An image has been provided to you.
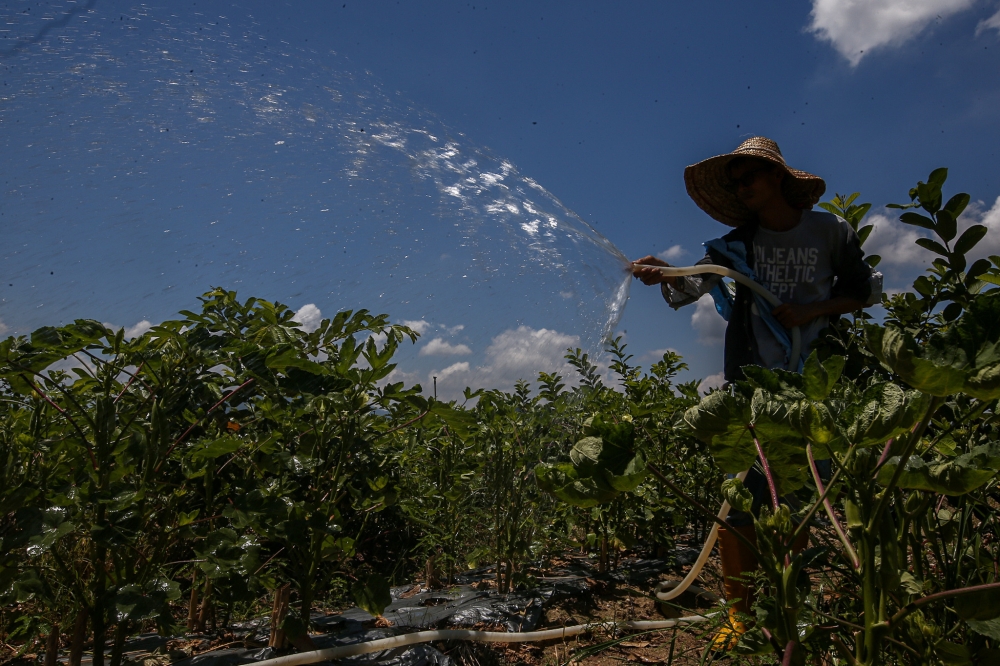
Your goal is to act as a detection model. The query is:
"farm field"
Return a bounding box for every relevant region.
[3,177,1000,666]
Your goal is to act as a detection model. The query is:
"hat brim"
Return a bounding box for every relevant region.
[684,152,826,227]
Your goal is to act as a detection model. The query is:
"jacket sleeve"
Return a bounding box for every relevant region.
[660,253,725,309]
[831,219,881,304]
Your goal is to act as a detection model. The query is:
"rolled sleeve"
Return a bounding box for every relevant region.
[660,254,724,309]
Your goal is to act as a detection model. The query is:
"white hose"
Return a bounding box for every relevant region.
[250,615,717,666]
[655,470,748,602]
[633,264,802,365]
[634,263,800,602]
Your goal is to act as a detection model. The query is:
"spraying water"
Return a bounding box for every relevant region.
[1,1,633,396]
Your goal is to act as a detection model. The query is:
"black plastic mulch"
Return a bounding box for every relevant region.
[165,555,682,666]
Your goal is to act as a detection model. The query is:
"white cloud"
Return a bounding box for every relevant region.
[438,361,471,379]
[419,337,473,356]
[864,212,927,268]
[809,0,976,66]
[0,319,8,336]
[124,320,153,338]
[973,195,1000,256]
[430,326,580,398]
[691,295,726,346]
[698,372,726,394]
[976,7,1000,34]
[864,198,1000,281]
[401,319,431,335]
[292,303,322,333]
[658,245,687,262]
[644,347,679,361]
[439,323,465,335]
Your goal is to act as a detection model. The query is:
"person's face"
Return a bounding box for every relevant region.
[728,160,785,212]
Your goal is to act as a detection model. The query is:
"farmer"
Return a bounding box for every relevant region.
[632,137,881,643]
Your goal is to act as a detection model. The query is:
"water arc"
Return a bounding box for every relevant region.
[1,1,633,396]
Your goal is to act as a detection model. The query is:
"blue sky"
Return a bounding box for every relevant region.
[3,0,1000,396]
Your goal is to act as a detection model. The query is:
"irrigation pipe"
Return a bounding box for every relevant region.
[251,615,717,666]
[248,265,797,666]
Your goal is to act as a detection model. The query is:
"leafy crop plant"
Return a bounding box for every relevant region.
[538,170,1000,665]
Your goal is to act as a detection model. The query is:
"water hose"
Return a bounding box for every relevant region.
[634,264,801,365]
[654,470,748,602]
[634,263,801,602]
[251,616,716,666]
[247,264,798,666]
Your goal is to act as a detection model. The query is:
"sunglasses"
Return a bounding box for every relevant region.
[725,167,772,193]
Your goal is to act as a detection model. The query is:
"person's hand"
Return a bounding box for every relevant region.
[631,255,675,287]
[771,302,823,329]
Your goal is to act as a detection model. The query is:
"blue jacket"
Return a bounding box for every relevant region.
[671,220,875,381]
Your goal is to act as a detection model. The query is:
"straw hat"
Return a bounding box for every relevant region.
[683,137,826,227]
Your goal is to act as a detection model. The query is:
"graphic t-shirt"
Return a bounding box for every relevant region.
[750,210,856,368]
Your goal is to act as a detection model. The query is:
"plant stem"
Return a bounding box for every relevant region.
[747,424,779,510]
[781,640,796,666]
[867,395,943,538]
[806,444,860,569]
[888,581,1000,627]
[155,377,255,471]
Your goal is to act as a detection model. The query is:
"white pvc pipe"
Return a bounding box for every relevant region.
[633,264,801,366]
[251,615,717,666]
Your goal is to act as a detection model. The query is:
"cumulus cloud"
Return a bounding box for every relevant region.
[698,372,726,394]
[865,197,1000,282]
[644,347,679,361]
[292,303,323,333]
[124,320,153,338]
[864,212,927,268]
[691,295,726,346]
[973,195,1000,256]
[0,319,8,336]
[658,245,687,262]
[809,0,976,66]
[419,337,473,356]
[430,326,580,398]
[976,7,1000,34]
[401,319,431,335]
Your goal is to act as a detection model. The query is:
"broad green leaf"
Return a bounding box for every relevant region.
[858,224,874,245]
[928,167,948,187]
[966,618,1000,641]
[899,212,936,231]
[936,210,957,242]
[955,586,1000,621]
[790,401,840,454]
[802,352,844,401]
[955,224,988,255]
[934,640,972,666]
[115,579,181,622]
[684,390,756,474]
[351,573,392,617]
[188,436,243,461]
[866,325,967,396]
[838,382,929,449]
[943,192,971,217]
[877,455,997,495]
[915,238,949,257]
[606,454,647,492]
